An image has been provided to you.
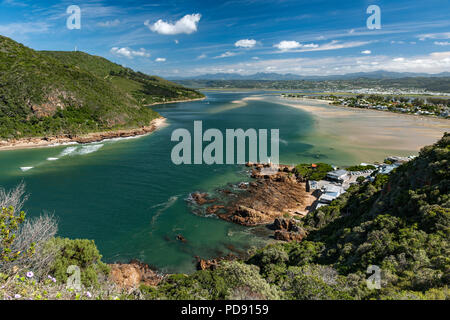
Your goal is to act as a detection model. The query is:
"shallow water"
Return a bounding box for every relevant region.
[0,91,447,273]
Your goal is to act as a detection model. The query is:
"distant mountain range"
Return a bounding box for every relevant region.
[171,70,450,81]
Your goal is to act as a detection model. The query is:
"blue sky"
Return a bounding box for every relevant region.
[1,0,449,77]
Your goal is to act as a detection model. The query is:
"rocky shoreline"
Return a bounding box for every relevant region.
[188,162,317,242]
[110,162,315,291]
[0,117,167,151]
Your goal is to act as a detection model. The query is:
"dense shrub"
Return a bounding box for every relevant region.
[45,238,110,288]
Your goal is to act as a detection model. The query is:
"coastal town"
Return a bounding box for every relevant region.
[281,93,450,118]
[306,155,415,210]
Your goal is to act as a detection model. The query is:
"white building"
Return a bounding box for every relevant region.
[326,169,349,183]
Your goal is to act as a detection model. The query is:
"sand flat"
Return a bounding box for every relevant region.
[272,96,450,162]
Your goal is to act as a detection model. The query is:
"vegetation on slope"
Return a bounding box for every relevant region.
[143,133,449,300]
[1,134,448,300]
[0,36,203,139]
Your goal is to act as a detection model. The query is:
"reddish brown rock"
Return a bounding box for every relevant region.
[109,260,163,290]
[206,205,225,215]
[196,258,219,271]
[191,192,216,205]
[272,218,300,232]
[274,230,306,242]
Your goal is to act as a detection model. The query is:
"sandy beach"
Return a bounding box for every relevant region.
[0,117,168,152]
[274,96,449,157]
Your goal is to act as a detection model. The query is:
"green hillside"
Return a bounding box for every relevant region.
[143,133,449,300]
[0,36,203,139]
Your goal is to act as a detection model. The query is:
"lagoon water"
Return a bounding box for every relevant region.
[0,91,447,273]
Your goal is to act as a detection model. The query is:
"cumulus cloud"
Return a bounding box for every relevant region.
[361,50,371,54]
[235,39,257,48]
[155,57,166,62]
[145,13,201,35]
[274,40,302,51]
[110,47,150,58]
[97,19,120,27]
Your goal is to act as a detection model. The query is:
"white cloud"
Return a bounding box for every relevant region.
[361,50,371,54]
[274,40,366,53]
[214,51,237,59]
[2,0,28,6]
[418,32,450,41]
[97,19,120,27]
[155,58,166,62]
[175,39,179,44]
[145,14,201,35]
[252,57,259,60]
[188,51,450,77]
[235,39,257,48]
[274,40,302,51]
[434,41,450,46]
[110,47,150,59]
[197,54,207,59]
[0,22,49,36]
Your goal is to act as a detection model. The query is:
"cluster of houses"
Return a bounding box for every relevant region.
[332,97,449,118]
[309,156,416,210]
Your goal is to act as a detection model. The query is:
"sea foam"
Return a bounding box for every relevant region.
[76,144,103,155]
[59,146,78,157]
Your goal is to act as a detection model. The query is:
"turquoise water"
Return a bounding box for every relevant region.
[0,91,367,273]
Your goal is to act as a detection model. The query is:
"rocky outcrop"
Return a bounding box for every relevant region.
[190,192,217,205]
[196,258,220,271]
[206,205,225,215]
[195,254,236,271]
[109,260,163,290]
[220,165,313,226]
[271,218,307,242]
[226,205,282,226]
[274,230,306,242]
[176,234,187,243]
[187,163,318,228]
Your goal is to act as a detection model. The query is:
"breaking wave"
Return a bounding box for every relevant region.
[76,144,103,155]
[59,146,78,157]
[57,144,104,157]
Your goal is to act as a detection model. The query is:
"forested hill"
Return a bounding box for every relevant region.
[143,133,449,300]
[0,35,204,139]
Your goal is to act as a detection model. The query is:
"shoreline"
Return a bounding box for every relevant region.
[282,96,450,120]
[0,96,206,152]
[147,96,206,106]
[0,117,168,152]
